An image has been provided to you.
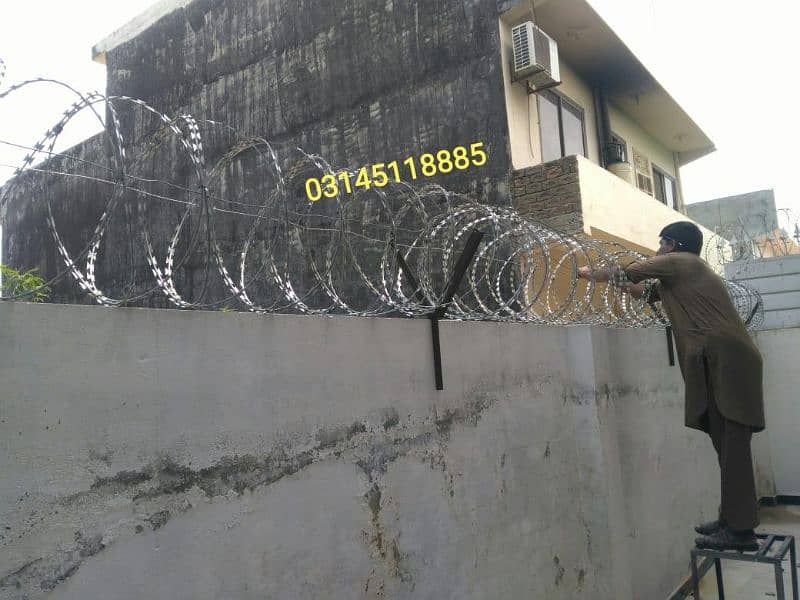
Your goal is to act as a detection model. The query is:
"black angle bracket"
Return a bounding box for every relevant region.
[666,325,675,367]
[395,229,485,391]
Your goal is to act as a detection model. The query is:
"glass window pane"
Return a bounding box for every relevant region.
[653,171,666,203]
[538,92,561,163]
[664,176,676,209]
[561,100,585,157]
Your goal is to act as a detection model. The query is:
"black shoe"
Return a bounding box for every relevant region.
[694,518,726,535]
[695,527,759,552]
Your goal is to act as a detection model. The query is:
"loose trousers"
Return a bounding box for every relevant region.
[707,392,760,531]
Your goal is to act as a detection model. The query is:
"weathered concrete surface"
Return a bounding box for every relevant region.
[0,302,719,599]
[687,189,778,240]
[726,255,800,330]
[753,326,800,497]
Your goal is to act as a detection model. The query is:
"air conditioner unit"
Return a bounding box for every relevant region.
[511,22,561,90]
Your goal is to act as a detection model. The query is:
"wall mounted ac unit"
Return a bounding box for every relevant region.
[511,22,561,90]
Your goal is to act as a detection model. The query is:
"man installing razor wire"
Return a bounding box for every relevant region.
[577,221,765,552]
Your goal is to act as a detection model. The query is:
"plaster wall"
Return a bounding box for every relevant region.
[687,190,778,238]
[607,102,680,203]
[726,255,800,330]
[753,326,800,497]
[0,302,719,599]
[578,155,724,267]
[499,18,600,171]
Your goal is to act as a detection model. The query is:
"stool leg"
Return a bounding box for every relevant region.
[790,539,798,600]
[776,563,786,600]
[715,558,725,600]
[691,554,700,600]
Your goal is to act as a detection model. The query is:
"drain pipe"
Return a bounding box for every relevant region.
[593,85,612,167]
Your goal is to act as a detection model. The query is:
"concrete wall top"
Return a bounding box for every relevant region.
[92,0,193,63]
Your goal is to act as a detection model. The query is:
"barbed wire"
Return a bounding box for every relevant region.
[0,71,763,328]
[703,209,800,273]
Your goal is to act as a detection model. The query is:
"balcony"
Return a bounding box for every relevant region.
[511,154,728,269]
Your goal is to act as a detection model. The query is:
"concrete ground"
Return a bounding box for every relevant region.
[691,504,800,599]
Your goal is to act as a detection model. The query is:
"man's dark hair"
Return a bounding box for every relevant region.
[659,221,703,255]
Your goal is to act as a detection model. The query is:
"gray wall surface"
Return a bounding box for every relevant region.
[726,254,800,330]
[0,302,720,599]
[753,326,800,497]
[687,189,777,238]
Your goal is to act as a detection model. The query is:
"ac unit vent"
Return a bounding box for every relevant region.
[637,173,654,196]
[632,148,654,196]
[511,22,561,91]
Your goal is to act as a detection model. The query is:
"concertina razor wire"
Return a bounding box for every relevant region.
[0,69,763,329]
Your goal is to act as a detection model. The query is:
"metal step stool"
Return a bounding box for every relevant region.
[690,533,798,599]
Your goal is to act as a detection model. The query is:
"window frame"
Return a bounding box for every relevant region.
[652,164,677,209]
[609,131,628,164]
[537,89,587,161]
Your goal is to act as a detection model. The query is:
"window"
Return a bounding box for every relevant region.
[653,166,677,209]
[609,132,627,163]
[538,90,586,162]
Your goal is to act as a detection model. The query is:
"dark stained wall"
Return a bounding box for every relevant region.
[3,0,516,306]
[106,0,510,197]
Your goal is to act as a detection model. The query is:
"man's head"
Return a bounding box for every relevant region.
[658,221,703,255]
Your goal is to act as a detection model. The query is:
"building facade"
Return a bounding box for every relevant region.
[2,0,721,305]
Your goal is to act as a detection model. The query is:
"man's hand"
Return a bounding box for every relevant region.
[577,266,613,282]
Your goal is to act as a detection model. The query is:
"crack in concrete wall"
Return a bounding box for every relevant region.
[1,389,497,599]
[0,532,104,598]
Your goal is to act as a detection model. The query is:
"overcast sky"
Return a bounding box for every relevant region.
[1,0,798,225]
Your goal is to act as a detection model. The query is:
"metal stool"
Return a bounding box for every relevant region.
[690,533,798,599]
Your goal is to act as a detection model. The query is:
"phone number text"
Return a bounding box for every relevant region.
[304,142,488,202]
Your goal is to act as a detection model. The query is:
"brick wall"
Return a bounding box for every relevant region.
[510,156,584,234]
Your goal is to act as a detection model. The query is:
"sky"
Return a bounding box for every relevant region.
[1,0,799,225]
[590,0,800,226]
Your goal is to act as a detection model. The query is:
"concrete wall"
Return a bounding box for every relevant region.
[725,254,800,330]
[753,326,800,497]
[687,190,778,238]
[0,302,719,599]
[607,103,678,181]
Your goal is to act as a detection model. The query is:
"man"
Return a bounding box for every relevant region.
[577,221,765,552]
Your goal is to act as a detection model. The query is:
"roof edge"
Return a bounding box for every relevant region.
[92,0,194,64]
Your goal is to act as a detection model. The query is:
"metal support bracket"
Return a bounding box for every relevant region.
[395,229,485,391]
[666,325,675,367]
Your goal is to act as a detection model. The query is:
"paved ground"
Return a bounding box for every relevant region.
[691,504,800,599]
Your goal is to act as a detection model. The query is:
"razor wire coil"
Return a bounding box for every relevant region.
[0,74,764,329]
